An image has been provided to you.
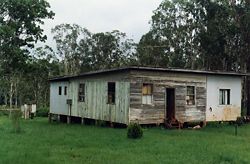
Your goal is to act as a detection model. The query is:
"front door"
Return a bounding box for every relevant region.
[166,88,175,120]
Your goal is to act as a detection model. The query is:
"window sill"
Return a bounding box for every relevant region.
[218,104,231,106]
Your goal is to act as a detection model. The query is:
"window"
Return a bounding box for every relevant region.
[78,83,85,102]
[142,83,153,104]
[64,86,67,95]
[108,82,116,104]
[58,86,62,95]
[186,86,195,105]
[219,89,230,105]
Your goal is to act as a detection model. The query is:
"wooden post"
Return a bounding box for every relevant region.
[110,121,114,128]
[57,114,60,122]
[81,118,85,125]
[48,113,52,123]
[235,124,238,136]
[202,121,207,127]
[67,116,71,124]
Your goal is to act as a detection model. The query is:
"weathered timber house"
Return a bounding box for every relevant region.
[49,67,244,126]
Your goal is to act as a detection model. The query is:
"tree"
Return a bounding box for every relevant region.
[150,0,205,69]
[136,30,186,68]
[148,0,250,72]
[136,31,169,67]
[0,0,54,107]
[52,24,92,75]
[23,46,60,107]
[52,24,135,74]
[89,30,135,70]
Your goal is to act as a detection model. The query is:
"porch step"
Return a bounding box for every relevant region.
[164,119,182,129]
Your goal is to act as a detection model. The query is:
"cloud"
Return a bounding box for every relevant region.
[40,0,162,48]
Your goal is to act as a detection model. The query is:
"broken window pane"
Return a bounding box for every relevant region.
[142,84,153,104]
[186,86,195,105]
[78,83,85,102]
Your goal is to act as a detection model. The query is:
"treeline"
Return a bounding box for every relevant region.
[0,0,250,110]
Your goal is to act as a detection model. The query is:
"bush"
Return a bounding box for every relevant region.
[127,123,143,139]
[36,107,49,117]
[10,109,22,133]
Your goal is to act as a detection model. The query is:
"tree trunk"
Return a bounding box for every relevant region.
[10,81,13,108]
[15,81,18,108]
[239,39,250,115]
[4,94,8,106]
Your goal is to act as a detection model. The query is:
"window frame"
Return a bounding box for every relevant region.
[186,86,195,106]
[107,82,116,104]
[142,83,153,105]
[219,89,230,105]
[78,83,85,102]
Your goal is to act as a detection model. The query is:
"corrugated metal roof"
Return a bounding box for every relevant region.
[49,66,246,82]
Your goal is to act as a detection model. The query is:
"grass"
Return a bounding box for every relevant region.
[0,116,250,164]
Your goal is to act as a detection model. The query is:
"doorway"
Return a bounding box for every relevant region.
[166,88,175,120]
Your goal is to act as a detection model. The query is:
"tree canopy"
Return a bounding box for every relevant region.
[0,0,54,107]
[52,24,135,75]
[138,0,250,73]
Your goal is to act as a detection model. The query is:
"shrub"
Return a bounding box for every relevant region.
[127,123,143,139]
[36,107,49,117]
[10,109,22,133]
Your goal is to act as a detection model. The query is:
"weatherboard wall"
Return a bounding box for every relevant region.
[64,73,130,124]
[67,80,129,124]
[129,70,207,124]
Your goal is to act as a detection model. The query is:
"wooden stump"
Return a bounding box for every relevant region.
[67,116,71,124]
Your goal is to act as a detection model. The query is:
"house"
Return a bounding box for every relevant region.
[49,67,244,127]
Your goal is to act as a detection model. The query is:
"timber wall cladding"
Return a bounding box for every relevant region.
[68,72,130,124]
[129,70,207,124]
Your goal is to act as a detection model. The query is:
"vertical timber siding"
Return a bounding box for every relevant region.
[68,78,130,124]
[129,71,207,124]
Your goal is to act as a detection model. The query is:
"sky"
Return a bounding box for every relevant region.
[41,0,162,47]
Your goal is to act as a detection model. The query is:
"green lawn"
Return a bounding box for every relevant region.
[0,116,250,164]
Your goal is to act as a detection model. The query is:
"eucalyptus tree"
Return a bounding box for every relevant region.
[52,24,135,74]
[136,31,171,67]
[150,0,206,69]
[52,24,92,75]
[148,0,250,72]
[89,30,135,70]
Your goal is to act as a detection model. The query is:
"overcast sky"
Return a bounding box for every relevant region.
[41,0,162,47]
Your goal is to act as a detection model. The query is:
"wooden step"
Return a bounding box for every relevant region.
[164,119,183,129]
